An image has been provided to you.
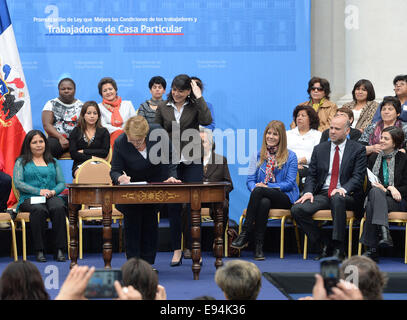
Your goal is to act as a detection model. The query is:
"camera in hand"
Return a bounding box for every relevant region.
[320,257,340,295]
[84,269,122,299]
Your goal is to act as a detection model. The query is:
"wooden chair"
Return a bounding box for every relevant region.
[12,181,70,261]
[0,212,18,261]
[73,158,123,259]
[238,208,301,258]
[358,211,407,263]
[303,210,355,259]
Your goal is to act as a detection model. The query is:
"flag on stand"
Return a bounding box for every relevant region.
[0,0,32,207]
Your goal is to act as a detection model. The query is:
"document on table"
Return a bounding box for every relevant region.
[120,181,148,185]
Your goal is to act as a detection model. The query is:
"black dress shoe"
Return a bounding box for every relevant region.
[254,241,265,261]
[55,249,66,262]
[378,226,393,248]
[331,248,345,261]
[231,231,249,250]
[363,247,380,263]
[36,251,47,263]
[313,244,330,261]
[183,248,192,259]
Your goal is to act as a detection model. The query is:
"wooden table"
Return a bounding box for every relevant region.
[67,182,229,280]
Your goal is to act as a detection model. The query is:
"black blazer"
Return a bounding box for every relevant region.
[110,124,177,184]
[155,97,212,161]
[304,140,367,197]
[204,152,234,197]
[367,151,407,200]
[69,126,110,176]
[320,127,362,143]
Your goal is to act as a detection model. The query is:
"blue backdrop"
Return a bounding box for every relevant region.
[8,0,310,224]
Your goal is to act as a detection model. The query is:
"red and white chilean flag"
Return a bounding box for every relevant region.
[0,0,32,206]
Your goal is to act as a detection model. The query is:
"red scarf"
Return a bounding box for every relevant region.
[103,96,123,128]
[264,146,278,184]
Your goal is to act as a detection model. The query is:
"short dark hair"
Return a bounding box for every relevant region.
[380,96,402,115]
[167,74,194,102]
[148,76,166,90]
[98,77,118,96]
[58,78,76,90]
[393,74,407,86]
[352,79,376,101]
[340,256,387,300]
[121,258,158,300]
[307,77,331,100]
[19,130,54,166]
[382,126,405,149]
[292,105,320,130]
[336,106,355,123]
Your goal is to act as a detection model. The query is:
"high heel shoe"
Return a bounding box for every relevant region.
[170,253,183,267]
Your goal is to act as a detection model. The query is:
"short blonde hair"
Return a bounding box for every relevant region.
[124,116,149,139]
[215,260,262,300]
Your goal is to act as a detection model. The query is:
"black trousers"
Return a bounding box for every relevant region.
[0,171,11,212]
[360,187,406,247]
[168,162,203,251]
[243,187,292,242]
[48,136,68,159]
[116,204,158,265]
[291,190,356,249]
[20,196,67,252]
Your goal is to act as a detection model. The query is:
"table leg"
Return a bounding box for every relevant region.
[190,188,201,280]
[213,202,224,269]
[69,203,80,269]
[102,192,113,269]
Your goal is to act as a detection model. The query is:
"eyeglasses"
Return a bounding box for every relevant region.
[311,86,324,92]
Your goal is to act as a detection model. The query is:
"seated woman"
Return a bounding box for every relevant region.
[291,77,337,132]
[69,101,110,177]
[110,116,180,267]
[42,78,83,158]
[231,120,299,260]
[360,126,407,263]
[286,105,321,191]
[342,79,379,132]
[359,96,407,155]
[13,130,67,263]
[98,77,137,147]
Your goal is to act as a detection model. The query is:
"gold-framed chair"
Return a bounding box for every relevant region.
[302,210,355,260]
[237,173,302,258]
[238,208,302,258]
[12,181,70,261]
[73,158,123,259]
[358,211,407,263]
[0,212,18,261]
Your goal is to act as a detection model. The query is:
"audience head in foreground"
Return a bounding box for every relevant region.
[300,255,387,300]
[0,261,49,300]
[215,259,262,300]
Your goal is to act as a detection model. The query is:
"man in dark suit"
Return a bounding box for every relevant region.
[320,106,362,143]
[291,115,367,260]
